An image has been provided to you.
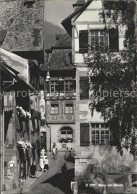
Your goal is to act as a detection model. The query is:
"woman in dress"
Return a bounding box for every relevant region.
[43,155,49,173]
[39,156,44,171]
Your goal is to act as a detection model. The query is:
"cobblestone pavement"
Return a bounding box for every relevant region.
[22,152,74,194]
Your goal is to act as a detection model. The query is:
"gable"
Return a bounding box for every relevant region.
[73,0,103,23]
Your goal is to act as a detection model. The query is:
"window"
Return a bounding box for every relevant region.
[50,81,58,93]
[79,28,119,53]
[24,0,34,8]
[91,123,110,145]
[65,81,75,92]
[90,30,108,51]
[51,104,59,114]
[60,127,73,142]
[80,123,90,146]
[65,104,73,114]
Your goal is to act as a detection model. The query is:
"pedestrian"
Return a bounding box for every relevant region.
[41,147,46,157]
[30,163,36,178]
[40,156,44,171]
[52,146,56,159]
[65,147,69,159]
[61,163,67,180]
[53,142,56,148]
[43,156,49,173]
[71,178,78,194]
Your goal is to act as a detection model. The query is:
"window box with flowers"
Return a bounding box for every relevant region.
[59,138,73,143]
[17,140,32,161]
[16,106,31,120]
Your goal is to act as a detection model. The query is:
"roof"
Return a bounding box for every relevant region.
[0,57,36,92]
[61,0,92,35]
[73,0,85,7]
[42,49,73,71]
[0,0,43,51]
[43,33,73,71]
[53,33,72,48]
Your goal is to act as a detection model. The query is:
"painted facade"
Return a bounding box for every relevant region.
[41,33,76,152]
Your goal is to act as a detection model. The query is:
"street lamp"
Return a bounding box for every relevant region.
[44,71,51,151]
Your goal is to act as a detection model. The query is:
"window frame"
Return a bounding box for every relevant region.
[90,123,110,145]
[89,30,109,52]
[79,28,119,53]
[50,103,59,115]
[64,103,74,114]
[60,127,73,142]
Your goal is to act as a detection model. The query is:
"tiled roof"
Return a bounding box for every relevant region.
[0,0,43,51]
[42,49,73,71]
[54,33,71,48]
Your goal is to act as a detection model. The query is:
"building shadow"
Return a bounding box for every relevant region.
[41,169,74,194]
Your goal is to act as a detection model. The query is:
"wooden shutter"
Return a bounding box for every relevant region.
[80,77,89,100]
[110,130,118,146]
[80,123,90,146]
[109,28,119,52]
[79,30,88,53]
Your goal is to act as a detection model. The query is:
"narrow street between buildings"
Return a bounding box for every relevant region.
[22,152,74,194]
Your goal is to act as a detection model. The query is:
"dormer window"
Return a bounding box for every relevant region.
[79,28,119,53]
[24,0,34,8]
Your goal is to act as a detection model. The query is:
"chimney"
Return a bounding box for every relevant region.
[73,0,85,11]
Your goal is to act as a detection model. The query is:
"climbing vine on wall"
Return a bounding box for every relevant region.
[87,0,136,155]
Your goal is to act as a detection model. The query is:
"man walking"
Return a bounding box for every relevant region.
[61,163,67,180]
[30,163,36,178]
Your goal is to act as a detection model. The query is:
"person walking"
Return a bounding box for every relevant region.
[30,163,36,177]
[40,156,44,171]
[71,178,78,194]
[40,147,46,157]
[65,147,69,159]
[61,163,67,180]
[52,146,56,159]
[43,156,49,173]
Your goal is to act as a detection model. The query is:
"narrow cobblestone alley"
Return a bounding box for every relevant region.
[22,152,74,194]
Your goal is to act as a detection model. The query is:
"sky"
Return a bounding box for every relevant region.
[44,0,74,29]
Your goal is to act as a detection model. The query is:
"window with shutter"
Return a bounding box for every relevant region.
[109,28,119,52]
[80,123,90,146]
[90,30,109,51]
[80,77,89,100]
[91,123,110,145]
[79,30,88,53]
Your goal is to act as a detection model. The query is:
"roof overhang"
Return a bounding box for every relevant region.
[61,0,92,35]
